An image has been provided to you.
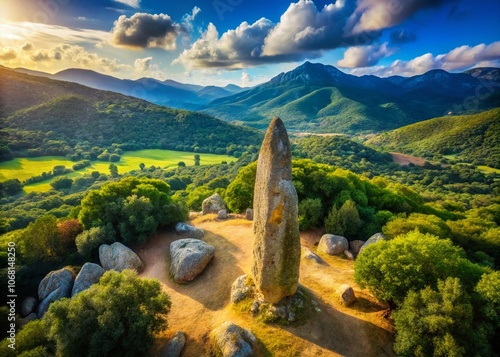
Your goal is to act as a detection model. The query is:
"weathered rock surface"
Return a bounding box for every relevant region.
[38,267,74,301]
[99,242,143,272]
[211,321,257,357]
[21,297,38,317]
[175,222,204,239]
[159,330,186,357]
[343,249,355,260]
[71,262,105,297]
[37,287,69,318]
[349,240,365,255]
[170,239,215,283]
[302,248,328,265]
[245,208,253,221]
[202,193,227,215]
[218,209,228,219]
[231,275,254,303]
[252,117,301,304]
[359,233,387,254]
[336,284,356,306]
[17,313,37,328]
[318,234,349,256]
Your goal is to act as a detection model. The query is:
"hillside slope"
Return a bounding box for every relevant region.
[366,108,500,168]
[203,62,500,134]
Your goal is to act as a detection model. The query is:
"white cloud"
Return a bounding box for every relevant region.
[134,56,153,73]
[349,41,500,77]
[337,42,393,68]
[113,0,140,9]
[0,48,17,61]
[241,71,250,87]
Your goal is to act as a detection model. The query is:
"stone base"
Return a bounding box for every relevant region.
[231,274,314,325]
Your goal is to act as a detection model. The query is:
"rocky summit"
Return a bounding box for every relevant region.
[251,117,301,304]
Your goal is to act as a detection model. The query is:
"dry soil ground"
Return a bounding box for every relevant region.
[135,215,395,357]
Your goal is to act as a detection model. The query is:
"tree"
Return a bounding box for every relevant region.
[324,199,361,238]
[194,154,200,166]
[18,215,63,262]
[0,319,49,357]
[50,177,73,190]
[45,270,171,357]
[354,231,486,306]
[393,278,487,357]
[177,161,186,168]
[475,271,500,354]
[225,162,257,212]
[57,219,83,251]
[109,153,121,162]
[75,224,115,257]
[139,163,145,171]
[383,213,451,239]
[109,163,119,177]
[0,179,23,197]
[298,198,323,230]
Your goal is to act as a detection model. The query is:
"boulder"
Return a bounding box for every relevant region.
[231,275,253,303]
[17,313,37,328]
[318,234,348,256]
[252,117,301,304]
[202,193,227,215]
[349,240,365,255]
[359,233,387,254]
[37,287,69,318]
[170,239,215,283]
[336,284,356,306]
[21,297,38,317]
[245,209,253,221]
[38,267,74,301]
[99,242,143,272]
[218,209,228,219]
[71,262,105,297]
[211,321,257,357]
[175,222,204,239]
[159,331,186,357]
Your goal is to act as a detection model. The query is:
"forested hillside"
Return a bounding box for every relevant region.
[367,108,500,168]
[0,67,262,161]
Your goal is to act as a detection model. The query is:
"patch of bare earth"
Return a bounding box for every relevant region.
[390,152,428,166]
[136,215,395,356]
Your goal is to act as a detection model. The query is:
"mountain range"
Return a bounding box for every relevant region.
[203,62,500,133]
[11,67,247,110]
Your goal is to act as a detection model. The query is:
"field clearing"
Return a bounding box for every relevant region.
[0,149,235,193]
[478,165,500,174]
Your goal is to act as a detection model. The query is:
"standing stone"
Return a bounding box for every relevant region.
[245,209,253,221]
[252,117,301,304]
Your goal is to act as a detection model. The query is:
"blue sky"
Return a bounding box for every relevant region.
[0,0,499,85]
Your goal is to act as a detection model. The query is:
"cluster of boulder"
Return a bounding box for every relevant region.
[18,242,143,326]
[318,232,387,260]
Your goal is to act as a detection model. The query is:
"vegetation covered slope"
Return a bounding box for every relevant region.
[366,108,500,168]
[0,67,263,160]
[203,62,500,133]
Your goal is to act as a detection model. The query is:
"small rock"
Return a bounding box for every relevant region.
[349,240,365,255]
[38,267,74,301]
[359,233,387,254]
[231,275,253,303]
[175,222,204,239]
[71,262,105,297]
[17,313,37,328]
[318,234,349,256]
[99,242,143,272]
[302,247,328,265]
[21,297,38,317]
[211,321,257,357]
[170,239,215,283]
[288,312,296,322]
[202,193,227,215]
[343,250,354,260]
[275,306,287,319]
[251,301,260,315]
[245,208,253,221]
[217,209,228,219]
[159,331,186,357]
[37,287,68,318]
[337,284,356,306]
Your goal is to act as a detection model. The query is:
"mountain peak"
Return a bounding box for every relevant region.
[268,61,347,86]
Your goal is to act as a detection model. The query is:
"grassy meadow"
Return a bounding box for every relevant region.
[0,149,235,192]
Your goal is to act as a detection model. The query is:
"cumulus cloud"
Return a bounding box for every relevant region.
[111,13,184,49]
[0,48,17,61]
[337,43,393,68]
[134,56,153,73]
[390,30,416,44]
[350,41,500,77]
[174,19,275,69]
[346,0,451,34]
[241,71,250,87]
[22,42,34,51]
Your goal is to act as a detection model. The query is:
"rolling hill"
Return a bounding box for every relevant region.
[0,67,263,160]
[366,108,500,168]
[202,62,500,134]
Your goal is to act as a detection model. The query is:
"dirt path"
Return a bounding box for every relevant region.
[136,216,395,356]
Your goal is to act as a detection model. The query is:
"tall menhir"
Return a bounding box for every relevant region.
[251,117,301,304]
